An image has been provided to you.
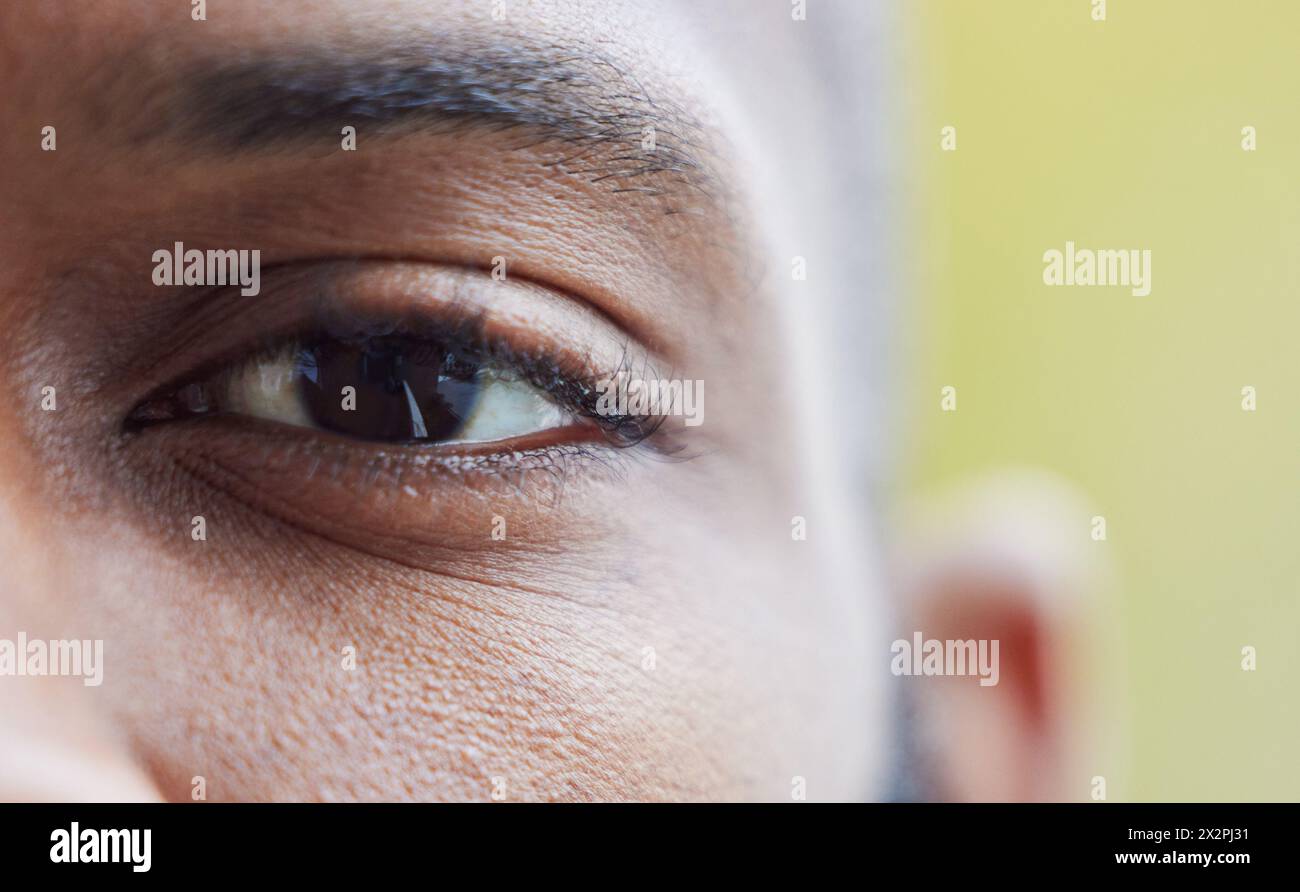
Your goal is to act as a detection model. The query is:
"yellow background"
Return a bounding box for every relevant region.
[903,0,1299,799]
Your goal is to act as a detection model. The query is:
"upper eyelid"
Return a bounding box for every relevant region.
[125,261,674,448]
[259,254,664,363]
[123,258,656,403]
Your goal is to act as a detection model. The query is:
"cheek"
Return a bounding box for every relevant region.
[70,517,752,800]
[55,450,882,801]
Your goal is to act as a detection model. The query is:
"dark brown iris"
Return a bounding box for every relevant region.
[295,336,483,442]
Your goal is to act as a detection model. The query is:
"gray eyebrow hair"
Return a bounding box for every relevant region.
[151,41,720,203]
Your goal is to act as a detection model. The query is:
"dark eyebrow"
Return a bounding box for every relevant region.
[131,40,721,203]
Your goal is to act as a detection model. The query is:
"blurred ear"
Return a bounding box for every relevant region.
[893,470,1119,802]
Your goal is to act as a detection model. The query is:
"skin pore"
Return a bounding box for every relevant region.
[0,1,888,801]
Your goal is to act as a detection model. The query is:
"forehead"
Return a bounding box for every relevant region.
[2,1,716,91]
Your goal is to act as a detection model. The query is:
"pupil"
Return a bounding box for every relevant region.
[296,336,482,442]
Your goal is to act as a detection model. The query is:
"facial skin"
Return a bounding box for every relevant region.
[1,0,1111,803]
[0,0,890,801]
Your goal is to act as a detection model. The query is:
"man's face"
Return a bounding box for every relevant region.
[0,1,885,800]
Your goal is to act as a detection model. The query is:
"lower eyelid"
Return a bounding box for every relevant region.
[134,414,642,553]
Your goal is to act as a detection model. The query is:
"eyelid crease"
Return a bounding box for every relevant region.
[130,257,671,385]
[210,252,674,363]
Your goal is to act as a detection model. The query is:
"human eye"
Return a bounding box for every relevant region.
[129,329,629,450]
[110,261,689,563]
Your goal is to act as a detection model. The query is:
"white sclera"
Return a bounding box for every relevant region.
[450,373,569,443]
